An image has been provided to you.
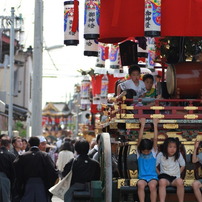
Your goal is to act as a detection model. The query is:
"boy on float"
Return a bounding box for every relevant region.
[117,65,146,97]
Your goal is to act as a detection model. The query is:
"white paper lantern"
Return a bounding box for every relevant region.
[144,0,161,37]
[81,75,91,104]
[84,39,98,56]
[100,74,108,104]
[84,0,100,39]
[96,43,106,67]
[64,1,79,46]
[109,44,121,69]
[146,37,156,69]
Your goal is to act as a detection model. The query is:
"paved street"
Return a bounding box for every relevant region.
[52,196,63,202]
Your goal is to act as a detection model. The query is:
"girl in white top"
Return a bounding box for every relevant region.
[156,137,185,202]
[56,141,74,173]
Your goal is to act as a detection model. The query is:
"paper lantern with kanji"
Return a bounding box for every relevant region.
[84,39,98,57]
[84,0,100,39]
[109,44,121,69]
[100,74,108,98]
[96,43,107,67]
[64,1,79,46]
[144,0,161,37]
[146,37,156,69]
[81,75,91,104]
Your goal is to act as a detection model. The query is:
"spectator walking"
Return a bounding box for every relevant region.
[56,141,74,177]
[62,139,100,202]
[13,137,58,202]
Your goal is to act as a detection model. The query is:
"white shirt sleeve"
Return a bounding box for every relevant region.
[151,148,158,158]
[119,80,129,91]
[156,152,162,167]
[178,153,186,167]
[139,80,147,95]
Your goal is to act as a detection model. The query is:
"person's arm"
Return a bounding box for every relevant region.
[117,84,122,96]
[180,166,185,174]
[62,158,73,177]
[178,153,186,174]
[137,118,146,146]
[192,140,200,163]
[153,118,159,152]
[156,152,161,175]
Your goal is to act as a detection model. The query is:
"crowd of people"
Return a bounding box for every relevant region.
[0,134,100,202]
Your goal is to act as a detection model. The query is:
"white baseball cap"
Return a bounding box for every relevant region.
[38,136,47,143]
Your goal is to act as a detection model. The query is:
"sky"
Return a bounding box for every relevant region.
[0,0,97,107]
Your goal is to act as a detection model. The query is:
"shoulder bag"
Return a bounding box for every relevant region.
[49,159,74,200]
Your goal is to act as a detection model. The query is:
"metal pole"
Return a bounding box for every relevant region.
[75,93,79,137]
[31,0,43,136]
[8,7,15,138]
[3,55,9,94]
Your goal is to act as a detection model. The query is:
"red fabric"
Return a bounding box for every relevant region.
[42,117,48,126]
[107,74,124,93]
[91,75,102,95]
[99,0,144,43]
[55,117,60,124]
[91,74,124,95]
[105,46,109,60]
[91,104,100,114]
[72,0,79,32]
[99,0,202,43]
[161,0,202,36]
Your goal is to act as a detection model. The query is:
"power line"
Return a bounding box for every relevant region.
[43,40,59,71]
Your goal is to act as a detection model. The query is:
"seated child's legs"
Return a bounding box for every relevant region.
[192,180,202,202]
[158,179,170,202]
[137,180,148,202]
[148,180,158,202]
[171,178,184,202]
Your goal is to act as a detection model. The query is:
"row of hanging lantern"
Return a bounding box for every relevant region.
[80,74,109,105]
[64,0,161,44]
[64,0,100,46]
[65,0,161,107]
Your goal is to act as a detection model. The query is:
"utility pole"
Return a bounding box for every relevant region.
[31,0,43,136]
[8,7,15,137]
